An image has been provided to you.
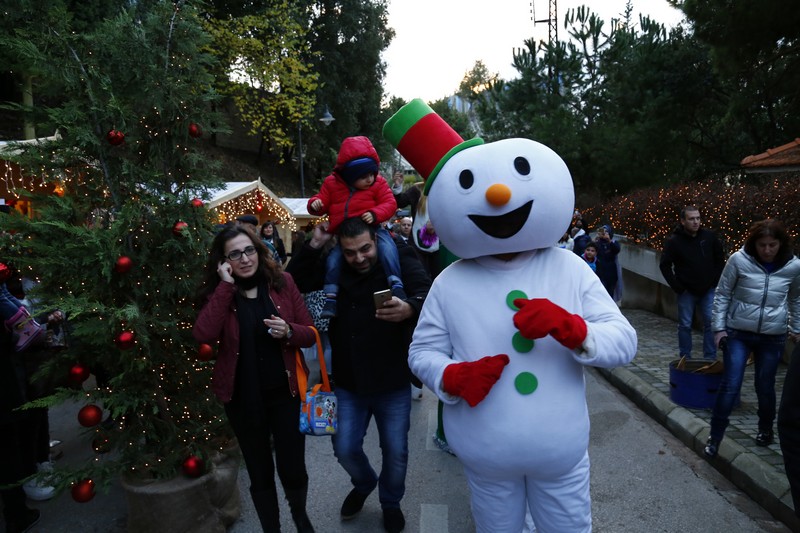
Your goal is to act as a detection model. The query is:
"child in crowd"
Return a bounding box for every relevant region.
[307,136,403,318]
[581,241,599,274]
[0,262,45,351]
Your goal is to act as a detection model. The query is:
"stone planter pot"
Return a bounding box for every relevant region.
[121,448,241,533]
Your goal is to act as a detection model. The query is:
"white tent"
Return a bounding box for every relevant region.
[207,178,296,232]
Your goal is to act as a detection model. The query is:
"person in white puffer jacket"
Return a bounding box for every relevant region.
[705,219,800,458]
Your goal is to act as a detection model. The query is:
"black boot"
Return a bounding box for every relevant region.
[250,487,282,532]
[285,484,315,533]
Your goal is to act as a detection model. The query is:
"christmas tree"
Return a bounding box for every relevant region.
[1,1,235,499]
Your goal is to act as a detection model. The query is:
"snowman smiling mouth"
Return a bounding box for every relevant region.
[468,200,533,239]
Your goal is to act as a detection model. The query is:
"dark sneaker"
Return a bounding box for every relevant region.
[320,298,337,319]
[340,488,370,520]
[704,436,719,458]
[383,507,405,533]
[756,430,774,447]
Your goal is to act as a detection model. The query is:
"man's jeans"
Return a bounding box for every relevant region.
[677,288,716,359]
[332,386,411,508]
[710,329,786,441]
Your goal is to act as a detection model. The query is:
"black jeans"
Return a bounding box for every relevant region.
[0,414,37,525]
[224,384,308,493]
[779,344,800,517]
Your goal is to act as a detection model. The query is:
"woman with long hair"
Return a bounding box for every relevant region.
[194,225,316,532]
[705,219,800,458]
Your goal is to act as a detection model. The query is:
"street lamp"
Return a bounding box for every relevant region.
[298,106,336,198]
[319,106,335,127]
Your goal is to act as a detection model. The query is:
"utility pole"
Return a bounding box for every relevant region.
[532,0,558,85]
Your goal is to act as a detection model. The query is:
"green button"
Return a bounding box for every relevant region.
[506,290,528,310]
[515,372,538,395]
[512,332,534,353]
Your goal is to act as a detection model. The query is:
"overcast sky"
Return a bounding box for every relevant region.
[382,0,685,102]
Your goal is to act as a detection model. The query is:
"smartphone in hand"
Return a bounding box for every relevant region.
[373,289,392,309]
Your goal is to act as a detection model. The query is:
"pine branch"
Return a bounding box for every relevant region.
[51,28,121,209]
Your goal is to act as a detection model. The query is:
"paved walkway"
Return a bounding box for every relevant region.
[13,307,800,532]
[605,308,798,530]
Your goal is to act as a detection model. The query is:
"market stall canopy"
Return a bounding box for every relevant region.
[207,178,296,230]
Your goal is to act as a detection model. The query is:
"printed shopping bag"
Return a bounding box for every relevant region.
[296,326,337,436]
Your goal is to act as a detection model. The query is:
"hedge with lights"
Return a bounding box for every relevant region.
[581,172,800,255]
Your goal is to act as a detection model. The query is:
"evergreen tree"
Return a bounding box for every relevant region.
[0,0,234,497]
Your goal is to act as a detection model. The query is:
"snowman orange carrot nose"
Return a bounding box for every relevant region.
[486,183,511,206]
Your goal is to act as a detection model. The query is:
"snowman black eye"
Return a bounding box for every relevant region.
[514,156,531,175]
[459,169,474,189]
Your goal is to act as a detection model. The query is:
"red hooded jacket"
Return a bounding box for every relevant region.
[307,136,397,233]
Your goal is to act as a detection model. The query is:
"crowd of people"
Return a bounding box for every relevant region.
[5,125,800,533]
[564,212,623,301]
[656,208,800,517]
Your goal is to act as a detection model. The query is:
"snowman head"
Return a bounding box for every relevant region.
[384,99,574,259]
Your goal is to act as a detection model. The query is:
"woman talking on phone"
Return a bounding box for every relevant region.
[194,225,317,532]
[704,219,800,458]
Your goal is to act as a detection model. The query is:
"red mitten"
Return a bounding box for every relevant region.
[0,262,10,284]
[442,354,510,407]
[513,298,587,350]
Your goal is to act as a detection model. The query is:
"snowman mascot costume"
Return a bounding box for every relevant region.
[384,100,637,533]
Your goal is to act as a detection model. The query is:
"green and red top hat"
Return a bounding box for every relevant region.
[383,99,484,195]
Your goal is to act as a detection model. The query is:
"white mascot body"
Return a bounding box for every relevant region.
[384,100,637,533]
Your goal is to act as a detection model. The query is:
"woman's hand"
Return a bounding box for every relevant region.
[217,261,234,283]
[714,331,728,349]
[263,314,291,339]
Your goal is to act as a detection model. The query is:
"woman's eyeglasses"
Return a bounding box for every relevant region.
[226,246,257,261]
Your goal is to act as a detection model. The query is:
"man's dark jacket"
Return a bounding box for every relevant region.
[659,226,725,295]
[286,237,430,395]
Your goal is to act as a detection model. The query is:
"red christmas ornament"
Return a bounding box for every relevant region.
[106,129,125,146]
[172,221,189,236]
[114,255,133,274]
[190,197,204,208]
[115,330,136,350]
[182,455,205,478]
[71,479,96,503]
[78,405,103,427]
[197,343,214,361]
[188,123,202,138]
[68,364,90,385]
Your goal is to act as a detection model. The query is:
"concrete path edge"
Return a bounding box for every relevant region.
[597,366,800,530]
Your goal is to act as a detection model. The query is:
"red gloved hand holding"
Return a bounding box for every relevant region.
[442,354,510,407]
[513,298,587,350]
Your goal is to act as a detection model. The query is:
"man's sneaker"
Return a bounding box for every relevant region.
[383,507,405,533]
[23,462,56,501]
[703,436,719,458]
[756,430,774,446]
[340,488,370,520]
[320,298,337,319]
